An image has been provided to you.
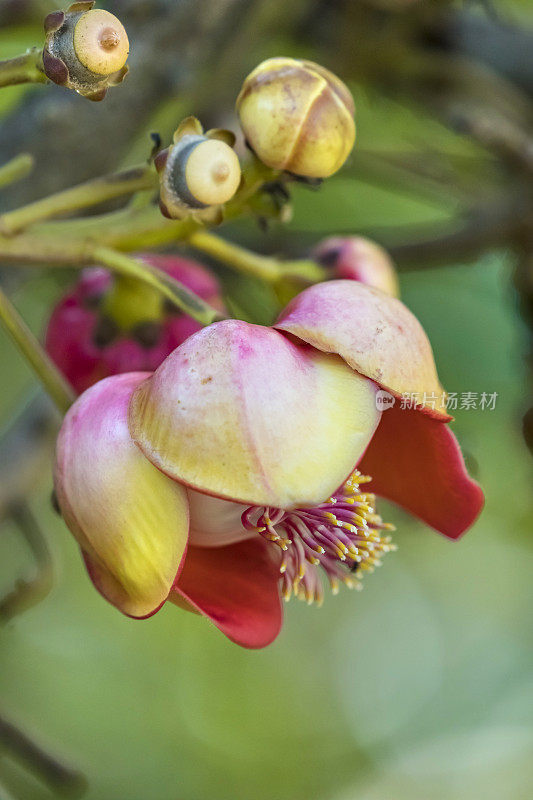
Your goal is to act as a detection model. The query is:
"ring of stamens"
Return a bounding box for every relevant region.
[242,471,396,605]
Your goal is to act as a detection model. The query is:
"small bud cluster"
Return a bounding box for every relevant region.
[154,57,356,221]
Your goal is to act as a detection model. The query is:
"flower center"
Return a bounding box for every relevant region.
[242,471,396,605]
[99,27,120,51]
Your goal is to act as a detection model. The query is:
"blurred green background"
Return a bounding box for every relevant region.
[1,1,532,799]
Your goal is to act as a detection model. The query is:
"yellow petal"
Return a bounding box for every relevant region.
[129,321,380,509]
[54,373,189,618]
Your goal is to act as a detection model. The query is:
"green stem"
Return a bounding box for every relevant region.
[0,49,47,88]
[0,154,34,190]
[91,247,225,327]
[0,286,75,414]
[188,229,281,281]
[187,229,327,284]
[0,712,87,796]
[0,207,191,265]
[0,502,54,623]
[0,165,158,236]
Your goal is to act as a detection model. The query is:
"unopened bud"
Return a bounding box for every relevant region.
[156,117,241,220]
[313,236,400,297]
[236,57,355,179]
[43,2,129,101]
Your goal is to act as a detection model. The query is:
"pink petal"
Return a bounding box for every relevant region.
[313,236,399,297]
[275,280,450,419]
[45,256,225,394]
[54,373,190,618]
[138,253,222,300]
[129,320,381,509]
[74,267,112,302]
[45,296,108,393]
[358,405,484,539]
[170,538,283,648]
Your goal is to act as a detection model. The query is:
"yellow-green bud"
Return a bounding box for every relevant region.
[236,57,356,179]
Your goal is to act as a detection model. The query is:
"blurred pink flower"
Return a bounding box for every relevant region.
[45,253,224,393]
[314,236,400,297]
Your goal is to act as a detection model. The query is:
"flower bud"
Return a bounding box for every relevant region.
[45,253,225,393]
[313,236,400,297]
[236,57,355,179]
[43,2,129,101]
[155,117,242,220]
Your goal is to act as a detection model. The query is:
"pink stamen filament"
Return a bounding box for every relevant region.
[242,471,396,605]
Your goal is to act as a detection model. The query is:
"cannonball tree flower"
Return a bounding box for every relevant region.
[45,253,224,393]
[54,280,483,648]
[313,236,400,297]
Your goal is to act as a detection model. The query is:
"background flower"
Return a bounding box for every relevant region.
[44,253,225,393]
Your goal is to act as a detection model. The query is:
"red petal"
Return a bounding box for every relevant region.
[358,406,484,539]
[171,538,283,648]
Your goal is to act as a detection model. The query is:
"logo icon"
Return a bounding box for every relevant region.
[375,390,396,411]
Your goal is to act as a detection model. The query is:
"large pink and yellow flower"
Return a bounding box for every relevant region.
[54,280,483,648]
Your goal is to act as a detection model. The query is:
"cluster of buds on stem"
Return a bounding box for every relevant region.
[154,57,357,221]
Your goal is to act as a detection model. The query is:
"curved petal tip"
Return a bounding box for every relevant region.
[54,373,189,618]
[359,405,484,539]
[275,280,450,420]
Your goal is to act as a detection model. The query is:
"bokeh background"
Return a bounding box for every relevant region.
[0,1,532,798]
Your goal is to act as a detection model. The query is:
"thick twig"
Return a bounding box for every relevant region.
[444,104,533,176]
[0,392,57,520]
[383,196,532,267]
[0,166,158,236]
[0,50,46,89]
